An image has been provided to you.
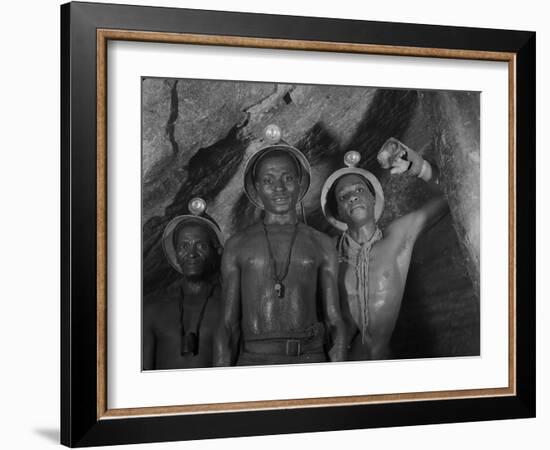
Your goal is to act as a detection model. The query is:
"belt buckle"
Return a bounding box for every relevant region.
[286,339,302,356]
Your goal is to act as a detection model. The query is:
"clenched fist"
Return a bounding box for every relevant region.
[377,137,424,176]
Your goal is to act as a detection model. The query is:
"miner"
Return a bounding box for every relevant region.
[321,138,449,360]
[214,125,347,366]
[143,198,224,370]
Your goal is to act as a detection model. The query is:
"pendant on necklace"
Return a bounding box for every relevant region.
[274,282,285,298]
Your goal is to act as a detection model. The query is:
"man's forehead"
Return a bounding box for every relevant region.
[175,223,211,240]
[335,174,368,192]
[255,150,299,174]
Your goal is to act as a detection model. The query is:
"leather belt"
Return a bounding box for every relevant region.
[243,338,324,357]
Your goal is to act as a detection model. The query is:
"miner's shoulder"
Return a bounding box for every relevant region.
[301,224,336,251]
[143,289,180,326]
[143,282,181,309]
[144,289,180,309]
[224,231,243,249]
[225,224,263,247]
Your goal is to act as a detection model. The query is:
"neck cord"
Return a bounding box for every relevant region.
[338,227,383,343]
[179,280,217,336]
[262,221,299,298]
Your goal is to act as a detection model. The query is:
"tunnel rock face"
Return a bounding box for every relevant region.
[142,78,275,221]
[141,79,480,358]
[373,91,480,357]
[425,91,481,294]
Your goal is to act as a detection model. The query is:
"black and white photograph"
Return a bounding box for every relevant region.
[141,78,480,370]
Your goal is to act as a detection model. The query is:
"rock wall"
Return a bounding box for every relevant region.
[142,78,480,358]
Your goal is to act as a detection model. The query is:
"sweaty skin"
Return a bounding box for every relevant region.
[335,164,448,360]
[143,224,222,370]
[214,151,346,366]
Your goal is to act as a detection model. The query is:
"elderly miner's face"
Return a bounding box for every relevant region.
[334,174,375,228]
[254,151,301,214]
[175,224,218,279]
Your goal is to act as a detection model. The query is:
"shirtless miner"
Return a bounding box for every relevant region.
[214,125,347,366]
[320,138,449,360]
[143,198,224,370]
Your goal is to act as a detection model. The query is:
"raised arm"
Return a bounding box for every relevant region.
[386,195,449,247]
[318,233,347,362]
[378,138,449,245]
[213,236,241,366]
[378,136,443,188]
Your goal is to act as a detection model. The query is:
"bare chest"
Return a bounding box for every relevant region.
[340,243,406,312]
[154,299,220,341]
[241,233,319,275]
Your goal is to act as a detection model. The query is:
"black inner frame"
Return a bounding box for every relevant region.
[61,2,536,447]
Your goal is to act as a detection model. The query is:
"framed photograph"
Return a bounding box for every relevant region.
[61,1,535,447]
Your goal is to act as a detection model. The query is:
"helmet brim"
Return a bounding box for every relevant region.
[243,144,311,209]
[320,167,385,232]
[162,215,224,274]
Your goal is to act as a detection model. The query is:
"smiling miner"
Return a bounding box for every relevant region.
[214,125,347,366]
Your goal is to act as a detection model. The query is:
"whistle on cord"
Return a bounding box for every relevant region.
[181,332,199,356]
